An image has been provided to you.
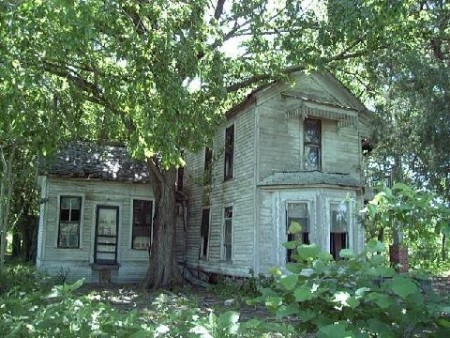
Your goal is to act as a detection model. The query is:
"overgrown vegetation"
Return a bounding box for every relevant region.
[250,239,450,337]
[363,183,450,275]
[2,246,450,337]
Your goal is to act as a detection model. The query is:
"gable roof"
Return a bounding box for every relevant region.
[226,70,369,119]
[40,142,151,183]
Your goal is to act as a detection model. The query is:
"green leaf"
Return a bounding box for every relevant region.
[389,276,418,299]
[297,244,320,260]
[265,296,282,308]
[280,274,298,290]
[294,286,314,302]
[275,303,300,318]
[317,322,353,338]
[288,220,302,234]
[339,249,355,259]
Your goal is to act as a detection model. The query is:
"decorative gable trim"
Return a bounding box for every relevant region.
[286,99,358,129]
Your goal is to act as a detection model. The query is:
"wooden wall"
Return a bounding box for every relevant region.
[37,177,153,283]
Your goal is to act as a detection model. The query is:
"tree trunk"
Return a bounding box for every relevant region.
[142,166,183,289]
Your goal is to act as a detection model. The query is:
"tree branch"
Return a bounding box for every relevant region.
[214,0,226,20]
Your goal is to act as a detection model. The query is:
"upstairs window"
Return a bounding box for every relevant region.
[200,208,210,259]
[204,147,213,185]
[330,202,349,260]
[177,167,184,192]
[223,207,233,262]
[58,196,81,248]
[304,118,321,171]
[286,203,310,262]
[224,125,234,180]
[132,199,153,250]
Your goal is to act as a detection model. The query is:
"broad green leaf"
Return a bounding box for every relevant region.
[339,249,355,259]
[294,286,314,302]
[265,296,282,308]
[288,220,302,234]
[297,244,320,260]
[317,322,353,338]
[275,303,300,318]
[280,274,298,290]
[389,276,418,299]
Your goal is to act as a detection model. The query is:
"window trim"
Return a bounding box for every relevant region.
[130,198,155,250]
[222,206,233,262]
[303,118,322,171]
[224,124,234,181]
[284,200,313,263]
[199,207,211,260]
[57,194,84,249]
[326,199,353,260]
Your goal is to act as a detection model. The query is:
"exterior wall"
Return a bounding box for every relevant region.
[184,107,257,277]
[257,96,361,182]
[37,177,153,283]
[256,187,364,274]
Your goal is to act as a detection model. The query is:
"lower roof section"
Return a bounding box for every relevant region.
[258,171,362,188]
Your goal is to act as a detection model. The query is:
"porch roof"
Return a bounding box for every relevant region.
[40,142,151,183]
[258,171,362,188]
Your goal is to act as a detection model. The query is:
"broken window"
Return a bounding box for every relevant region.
[304,118,321,170]
[58,196,81,248]
[330,202,349,259]
[224,125,234,180]
[286,202,309,262]
[223,207,233,262]
[132,199,153,250]
[200,208,210,259]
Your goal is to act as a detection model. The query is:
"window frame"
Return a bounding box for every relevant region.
[222,206,233,262]
[328,200,352,260]
[285,201,311,263]
[131,198,154,250]
[57,195,83,249]
[224,125,234,181]
[303,118,322,171]
[199,207,211,260]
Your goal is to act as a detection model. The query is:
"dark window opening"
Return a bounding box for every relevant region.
[330,203,349,260]
[223,207,233,261]
[200,208,210,259]
[177,167,184,192]
[58,196,81,248]
[304,119,321,171]
[132,200,153,250]
[204,147,213,185]
[224,125,234,180]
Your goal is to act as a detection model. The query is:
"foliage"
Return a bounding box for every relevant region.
[363,183,450,274]
[249,239,450,337]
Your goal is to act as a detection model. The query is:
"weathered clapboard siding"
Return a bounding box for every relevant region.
[184,71,370,279]
[184,106,257,276]
[37,177,153,283]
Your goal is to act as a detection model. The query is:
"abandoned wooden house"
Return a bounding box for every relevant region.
[36,71,372,283]
[36,143,154,283]
[183,71,372,279]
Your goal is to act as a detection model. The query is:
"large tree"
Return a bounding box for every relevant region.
[2,0,416,288]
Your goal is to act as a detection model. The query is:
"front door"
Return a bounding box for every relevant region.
[95,206,119,264]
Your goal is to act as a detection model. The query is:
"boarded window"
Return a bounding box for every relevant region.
[330,202,349,260]
[58,196,81,248]
[204,147,213,185]
[132,199,153,250]
[286,203,309,262]
[304,118,321,170]
[224,125,234,180]
[223,207,233,262]
[200,208,210,259]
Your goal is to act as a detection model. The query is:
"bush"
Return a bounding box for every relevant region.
[249,240,450,337]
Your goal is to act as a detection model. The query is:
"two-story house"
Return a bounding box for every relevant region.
[183,71,372,278]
